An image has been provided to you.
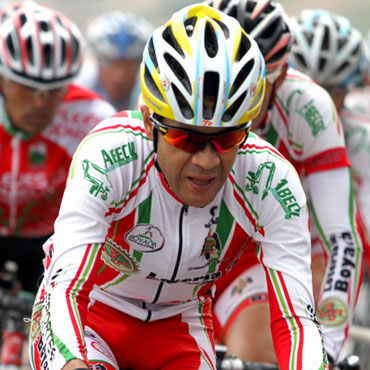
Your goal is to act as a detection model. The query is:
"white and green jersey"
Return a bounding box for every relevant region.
[341,105,370,257]
[234,67,362,361]
[29,110,327,370]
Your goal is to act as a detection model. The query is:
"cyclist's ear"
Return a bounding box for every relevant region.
[141,104,154,141]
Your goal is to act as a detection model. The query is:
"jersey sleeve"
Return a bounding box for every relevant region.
[278,69,350,175]
[30,114,144,369]
[306,167,363,361]
[239,136,328,369]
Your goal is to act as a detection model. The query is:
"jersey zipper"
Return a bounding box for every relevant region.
[9,133,21,233]
[145,204,188,321]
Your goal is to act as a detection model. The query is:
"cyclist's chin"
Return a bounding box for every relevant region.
[179,187,220,208]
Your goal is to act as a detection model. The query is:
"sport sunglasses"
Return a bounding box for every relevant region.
[150,116,250,154]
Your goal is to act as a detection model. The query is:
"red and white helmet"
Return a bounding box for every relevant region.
[0,1,84,89]
[207,0,292,74]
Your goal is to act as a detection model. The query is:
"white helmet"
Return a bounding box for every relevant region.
[0,1,84,89]
[85,11,153,64]
[289,9,365,87]
[140,3,266,127]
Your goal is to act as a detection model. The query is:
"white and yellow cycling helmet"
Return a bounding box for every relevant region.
[140,3,266,127]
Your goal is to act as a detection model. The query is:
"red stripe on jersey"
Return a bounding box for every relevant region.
[264,266,293,369]
[273,98,288,128]
[229,174,265,236]
[105,157,155,217]
[65,243,98,362]
[304,147,350,176]
[89,122,146,136]
[243,142,287,161]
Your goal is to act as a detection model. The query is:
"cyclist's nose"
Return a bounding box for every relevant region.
[191,144,220,169]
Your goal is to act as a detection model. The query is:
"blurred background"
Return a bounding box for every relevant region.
[22,0,370,36]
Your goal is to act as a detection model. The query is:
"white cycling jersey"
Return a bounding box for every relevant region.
[214,68,363,361]
[341,106,370,248]
[29,110,327,370]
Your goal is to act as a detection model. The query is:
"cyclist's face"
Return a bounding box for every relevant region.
[142,106,239,208]
[0,79,66,135]
[99,59,139,101]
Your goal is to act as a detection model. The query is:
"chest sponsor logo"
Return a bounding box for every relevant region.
[82,159,112,200]
[317,297,348,327]
[101,141,138,172]
[102,240,139,274]
[200,228,221,260]
[124,224,164,253]
[29,142,47,165]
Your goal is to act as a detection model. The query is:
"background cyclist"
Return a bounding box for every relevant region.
[76,10,153,111]
[289,9,370,288]
[208,0,363,366]
[29,4,327,370]
[0,1,116,297]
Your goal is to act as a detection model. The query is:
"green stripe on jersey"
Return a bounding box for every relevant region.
[138,193,153,224]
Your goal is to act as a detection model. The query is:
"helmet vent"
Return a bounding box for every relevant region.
[212,19,229,38]
[235,32,251,62]
[144,66,166,102]
[203,71,219,119]
[6,34,16,59]
[71,34,80,65]
[20,14,26,26]
[39,20,49,32]
[164,52,191,94]
[184,17,197,36]
[43,44,52,68]
[322,27,330,50]
[230,59,254,97]
[61,39,66,64]
[26,37,34,65]
[336,61,350,75]
[172,83,194,119]
[148,37,159,69]
[223,91,247,122]
[162,26,185,58]
[204,21,218,57]
[293,53,307,68]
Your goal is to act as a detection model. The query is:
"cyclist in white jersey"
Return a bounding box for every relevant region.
[289,7,370,361]
[28,4,327,370]
[208,0,363,366]
[0,1,116,295]
[76,11,153,111]
[290,11,370,264]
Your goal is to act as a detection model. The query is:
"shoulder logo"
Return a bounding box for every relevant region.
[82,159,112,200]
[317,297,348,327]
[124,224,164,253]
